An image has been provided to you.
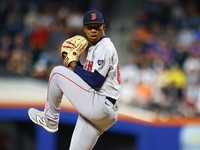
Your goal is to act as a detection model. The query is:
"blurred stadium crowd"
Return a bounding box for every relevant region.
[121,0,200,117]
[1,0,200,117]
[0,0,111,79]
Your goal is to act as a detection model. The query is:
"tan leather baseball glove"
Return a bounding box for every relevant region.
[61,35,88,67]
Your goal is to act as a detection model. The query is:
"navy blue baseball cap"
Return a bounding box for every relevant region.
[83,10,104,25]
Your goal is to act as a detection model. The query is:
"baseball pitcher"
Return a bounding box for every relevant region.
[28,10,121,150]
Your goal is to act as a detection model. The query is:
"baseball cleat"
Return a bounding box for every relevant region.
[28,108,58,133]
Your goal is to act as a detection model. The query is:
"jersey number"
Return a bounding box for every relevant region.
[117,64,121,84]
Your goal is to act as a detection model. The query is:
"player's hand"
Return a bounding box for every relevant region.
[68,61,77,70]
[62,52,67,60]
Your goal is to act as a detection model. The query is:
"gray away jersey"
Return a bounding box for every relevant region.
[83,37,121,100]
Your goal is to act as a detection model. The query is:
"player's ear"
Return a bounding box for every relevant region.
[83,26,87,33]
[102,24,106,30]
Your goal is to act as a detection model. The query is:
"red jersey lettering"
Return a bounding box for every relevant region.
[84,60,93,71]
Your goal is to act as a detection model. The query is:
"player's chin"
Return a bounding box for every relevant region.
[89,38,98,45]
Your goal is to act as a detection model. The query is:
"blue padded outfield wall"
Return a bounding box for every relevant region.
[0,107,200,150]
[0,77,200,150]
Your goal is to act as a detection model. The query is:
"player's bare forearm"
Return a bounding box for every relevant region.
[69,61,77,70]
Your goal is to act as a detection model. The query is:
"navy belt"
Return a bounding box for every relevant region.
[106,97,116,105]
